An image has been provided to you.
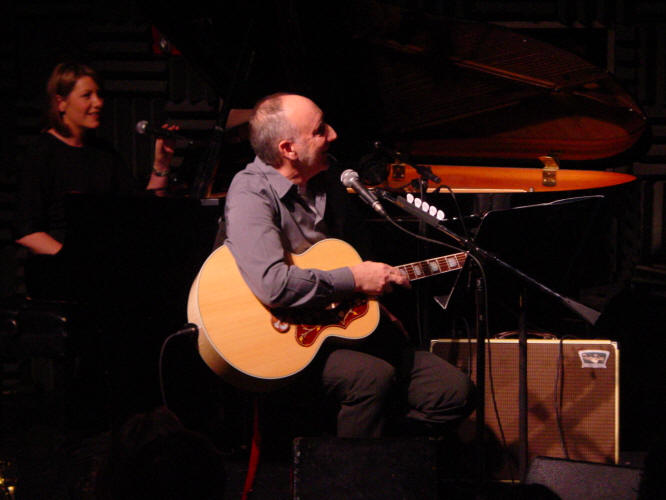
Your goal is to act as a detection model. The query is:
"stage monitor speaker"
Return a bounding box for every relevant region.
[430,338,619,479]
[292,436,438,500]
[526,456,641,500]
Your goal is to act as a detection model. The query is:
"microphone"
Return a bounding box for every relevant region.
[340,169,387,218]
[135,120,191,143]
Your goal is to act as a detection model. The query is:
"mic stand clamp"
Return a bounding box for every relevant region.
[412,164,442,184]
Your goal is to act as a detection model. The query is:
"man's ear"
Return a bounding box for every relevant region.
[278,139,298,160]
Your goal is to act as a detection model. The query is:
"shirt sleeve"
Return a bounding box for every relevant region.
[224,174,355,309]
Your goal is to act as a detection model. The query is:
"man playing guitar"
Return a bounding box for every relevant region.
[208,93,474,438]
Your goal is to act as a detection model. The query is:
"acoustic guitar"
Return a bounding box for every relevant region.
[188,238,466,391]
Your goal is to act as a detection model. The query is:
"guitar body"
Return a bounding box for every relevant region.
[188,238,380,391]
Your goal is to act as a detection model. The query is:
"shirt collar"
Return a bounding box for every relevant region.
[249,156,297,199]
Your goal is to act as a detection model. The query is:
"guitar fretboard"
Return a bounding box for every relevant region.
[397,252,467,281]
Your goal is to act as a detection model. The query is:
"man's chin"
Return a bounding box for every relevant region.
[321,153,335,169]
[315,156,330,172]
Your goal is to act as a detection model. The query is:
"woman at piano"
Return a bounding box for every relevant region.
[15,62,177,255]
[14,62,178,296]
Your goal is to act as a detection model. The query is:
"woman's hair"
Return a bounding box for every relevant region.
[45,62,101,137]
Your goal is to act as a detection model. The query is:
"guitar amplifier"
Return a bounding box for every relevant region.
[430,338,619,478]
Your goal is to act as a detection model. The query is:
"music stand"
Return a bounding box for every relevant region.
[474,195,604,322]
[469,195,605,481]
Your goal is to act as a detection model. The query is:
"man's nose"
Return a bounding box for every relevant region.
[327,124,337,142]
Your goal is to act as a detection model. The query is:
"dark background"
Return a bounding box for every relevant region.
[1,0,665,497]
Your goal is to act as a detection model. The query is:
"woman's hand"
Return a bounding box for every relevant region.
[147,123,179,194]
[152,123,179,173]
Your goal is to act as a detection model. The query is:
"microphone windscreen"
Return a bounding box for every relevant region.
[135,120,149,134]
[340,169,359,187]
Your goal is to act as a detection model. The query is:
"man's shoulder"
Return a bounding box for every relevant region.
[229,157,270,189]
[229,156,294,199]
[226,158,278,207]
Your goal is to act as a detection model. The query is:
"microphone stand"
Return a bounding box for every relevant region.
[376,190,600,483]
[407,166,443,348]
[415,176,429,349]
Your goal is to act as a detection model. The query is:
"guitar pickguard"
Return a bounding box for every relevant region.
[270,298,370,347]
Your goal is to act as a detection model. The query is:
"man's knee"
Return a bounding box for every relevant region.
[323,350,396,403]
[446,366,475,404]
[350,357,396,403]
[409,352,476,421]
[449,372,476,418]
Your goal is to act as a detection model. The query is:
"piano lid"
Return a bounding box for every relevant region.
[147,0,647,163]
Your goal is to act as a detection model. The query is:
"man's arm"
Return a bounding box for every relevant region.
[225,176,408,308]
[225,177,356,309]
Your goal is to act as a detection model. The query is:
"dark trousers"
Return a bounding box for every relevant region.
[321,347,474,438]
[248,315,475,442]
[318,313,475,438]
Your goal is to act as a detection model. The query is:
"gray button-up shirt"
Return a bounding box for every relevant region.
[225,157,356,309]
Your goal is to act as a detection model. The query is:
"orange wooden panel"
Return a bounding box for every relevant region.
[379,164,635,193]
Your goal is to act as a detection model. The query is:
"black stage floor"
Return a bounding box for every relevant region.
[1,279,663,499]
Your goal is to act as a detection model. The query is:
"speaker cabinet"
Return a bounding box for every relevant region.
[292,436,438,500]
[526,456,641,500]
[431,339,619,478]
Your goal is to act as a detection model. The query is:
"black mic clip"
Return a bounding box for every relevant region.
[357,141,406,186]
[411,164,441,184]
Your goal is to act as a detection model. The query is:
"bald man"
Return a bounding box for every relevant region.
[224,93,474,437]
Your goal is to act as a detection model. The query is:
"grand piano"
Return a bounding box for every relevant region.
[148,0,647,186]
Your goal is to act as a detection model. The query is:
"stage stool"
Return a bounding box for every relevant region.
[0,296,71,395]
[0,295,110,433]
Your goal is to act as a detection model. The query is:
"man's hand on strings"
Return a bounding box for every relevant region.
[349,261,410,296]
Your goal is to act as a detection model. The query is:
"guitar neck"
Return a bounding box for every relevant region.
[397,252,467,281]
